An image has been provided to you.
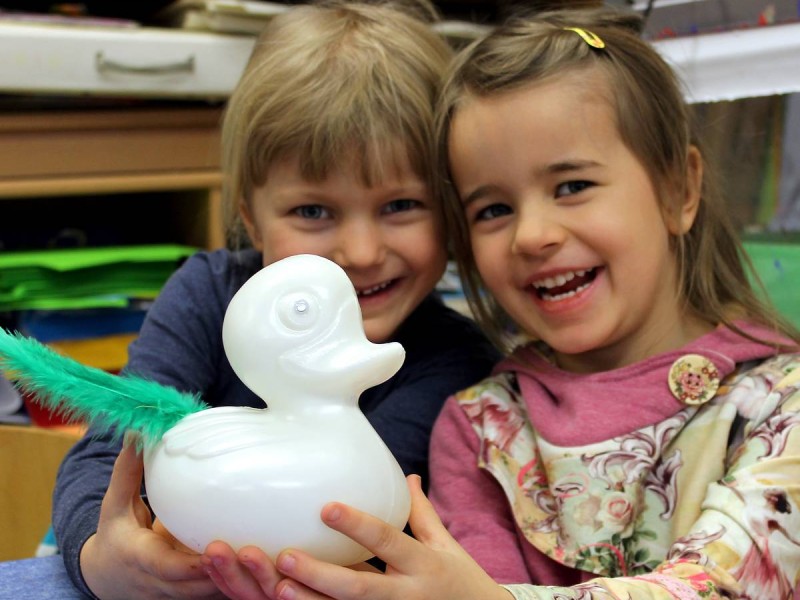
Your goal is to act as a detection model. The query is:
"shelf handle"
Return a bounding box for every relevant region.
[95,52,196,76]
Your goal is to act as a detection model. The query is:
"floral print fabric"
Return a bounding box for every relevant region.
[455,353,800,599]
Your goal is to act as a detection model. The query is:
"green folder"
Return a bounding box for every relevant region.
[0,245,198,311]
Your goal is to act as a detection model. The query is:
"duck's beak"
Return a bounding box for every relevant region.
[280,298,406,395]
[283,337,405,396]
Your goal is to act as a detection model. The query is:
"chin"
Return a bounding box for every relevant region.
[363,322,395,345]
[542,333,603,357]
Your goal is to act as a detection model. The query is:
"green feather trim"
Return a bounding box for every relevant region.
[0,328,208,445]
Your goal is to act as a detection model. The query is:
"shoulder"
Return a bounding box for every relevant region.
[451,371,520,409]
[716,351,800,424]
[153,248,261,310]
[723,351,800,388]
[433,372,523,441]
[132,248,261,353]
[169,248,261,290]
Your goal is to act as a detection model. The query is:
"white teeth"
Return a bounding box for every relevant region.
[358,281,391,297]
[540,281,592,301]
[533,269,587,289]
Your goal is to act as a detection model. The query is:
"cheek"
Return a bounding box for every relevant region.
[469,232,496,271]
[257,226,326,264]
[402,222,448,266]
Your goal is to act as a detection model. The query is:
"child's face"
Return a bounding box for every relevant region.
[448,75,701,372]
[241,153,448,344]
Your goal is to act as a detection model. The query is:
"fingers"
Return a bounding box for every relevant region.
[317,501,417,571]
[275,549,382,600]
[239,546,285,594]
[202,542,284,600]
[81,530,219,599]
[314,475,454,572]
[275,576,335,600]
[138,531,209,582]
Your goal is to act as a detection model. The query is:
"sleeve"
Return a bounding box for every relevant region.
[122,253,228,395]
[501,366,800,599]
[51,253,227,596]
[52,428,118,598]
[429,396,533,584]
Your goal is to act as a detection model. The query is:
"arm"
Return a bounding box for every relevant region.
[52,252,239,598]
[429,397,533,583]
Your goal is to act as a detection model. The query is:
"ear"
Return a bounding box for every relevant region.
[666,145,703,235]
[239,198,264,251]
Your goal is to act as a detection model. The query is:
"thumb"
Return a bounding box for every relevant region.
[405,475,459,551]
[100,432,149,524]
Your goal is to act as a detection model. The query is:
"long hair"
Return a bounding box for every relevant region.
[435,6,799,352]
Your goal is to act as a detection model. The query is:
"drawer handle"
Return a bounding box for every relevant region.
[95,52,196,75]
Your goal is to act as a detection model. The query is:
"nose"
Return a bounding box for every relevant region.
[510,203,566,257]
[332,219,386,269]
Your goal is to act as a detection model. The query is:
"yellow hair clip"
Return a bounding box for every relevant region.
[563,27,605,49]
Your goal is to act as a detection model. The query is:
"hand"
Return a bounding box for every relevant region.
[272,475,512,600]
[200,541,284,600]
[79,437,225,599]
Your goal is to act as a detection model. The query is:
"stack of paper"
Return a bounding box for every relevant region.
[1,244,197,426]
[0,245,197,311]
[157,0,289,35]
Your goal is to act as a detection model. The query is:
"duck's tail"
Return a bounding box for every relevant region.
[0,328,208,445]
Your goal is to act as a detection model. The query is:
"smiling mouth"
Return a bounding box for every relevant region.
[356,279,397,298]
[532,268,598,301]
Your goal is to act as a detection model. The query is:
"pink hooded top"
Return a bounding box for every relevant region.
[429,323,800,599]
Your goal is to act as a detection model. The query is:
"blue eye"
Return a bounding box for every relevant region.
[293,205,329,219]
[475,203,512,221]
[384,199,421,214]
[555,180,593,197]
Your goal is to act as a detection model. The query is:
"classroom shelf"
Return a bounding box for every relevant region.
[652,20,800,103]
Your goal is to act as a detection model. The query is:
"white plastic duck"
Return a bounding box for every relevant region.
[143,254,410,565]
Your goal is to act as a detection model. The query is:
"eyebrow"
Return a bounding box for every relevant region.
[461,159,602,206]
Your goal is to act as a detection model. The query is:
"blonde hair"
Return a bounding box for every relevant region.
[222,0,452,245]
[436,6,800,353]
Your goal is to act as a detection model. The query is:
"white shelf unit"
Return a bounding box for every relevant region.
[0,21,254,100]
[652,21,800,103]
[1,18,799,104]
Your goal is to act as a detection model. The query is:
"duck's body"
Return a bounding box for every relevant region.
[142,254,410,564]
[144,404,408,564]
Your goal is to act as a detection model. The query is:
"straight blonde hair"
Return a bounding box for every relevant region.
[222,0,453,245]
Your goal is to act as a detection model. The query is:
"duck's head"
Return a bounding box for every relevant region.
[222,254,405,407]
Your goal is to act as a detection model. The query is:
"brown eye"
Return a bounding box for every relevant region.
[555,180,593,198]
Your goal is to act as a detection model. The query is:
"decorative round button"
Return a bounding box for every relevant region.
[668,354,720,406]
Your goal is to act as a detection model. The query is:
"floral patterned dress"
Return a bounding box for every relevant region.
[429,325,800,599]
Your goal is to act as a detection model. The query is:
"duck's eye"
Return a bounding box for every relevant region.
[278,293,319,331]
